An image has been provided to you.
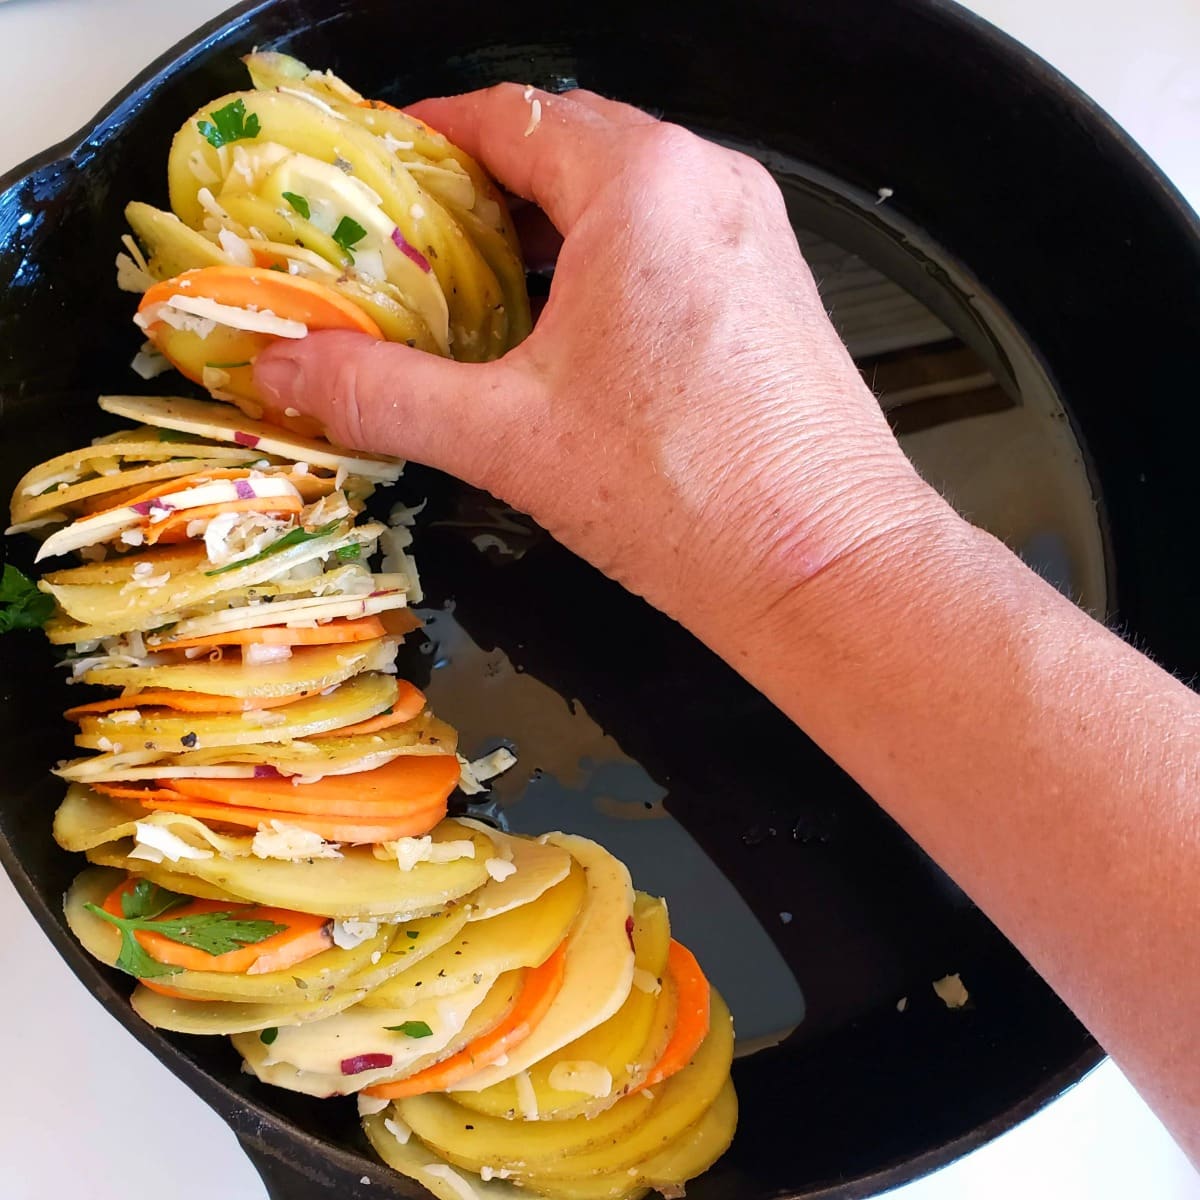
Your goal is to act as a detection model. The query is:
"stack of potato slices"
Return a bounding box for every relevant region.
[3,54,738,1200]
[118,52,531,436]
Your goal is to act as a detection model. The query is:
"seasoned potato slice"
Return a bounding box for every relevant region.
[451,893,669,1121]
[67,672,399,759]
[448,834,635,1090]
[87,820,496,918]
[125,201,229,278]
[361,864,587,1010]
[463,830,574,922]
[395,992,733,1178]
[80,635,396,698]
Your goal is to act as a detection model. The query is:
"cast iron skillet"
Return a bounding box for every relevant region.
[1,1,1197,1197]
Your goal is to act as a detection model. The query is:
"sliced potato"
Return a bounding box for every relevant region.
[66,864,394,1002]
[129,925,418,1035]
[362,1114,527,1200]
[98,395,402,480]
[44,522,378,636]
[168,90,500,359]
[361,863,587,1010]
[80,636,396,699]
[395,992,733,1178]
[448,834,636,1090]
[67,672,398,759]
[462,830,573,921]
[87,820,496,918]
[236,971,500,1088]
[125,201,229,278]
[11,449,262,524]
[452,893,670,1121]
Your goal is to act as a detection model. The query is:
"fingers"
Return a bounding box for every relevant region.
[254,332,531,487]
[564,88,660,126]
[406,85,643,230]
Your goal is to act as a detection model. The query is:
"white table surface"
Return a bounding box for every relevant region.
[0,2,1197,1198]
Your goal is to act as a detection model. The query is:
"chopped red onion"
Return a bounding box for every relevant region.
[341,1053,393,1076]
[234,479,257,500]
[233,431,261,448]
[625,916,635,949]
[391,227,431,273]
[131,501,153,516]
[253,765,282,778]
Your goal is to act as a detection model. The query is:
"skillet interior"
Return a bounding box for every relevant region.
[0,1,1197,1197]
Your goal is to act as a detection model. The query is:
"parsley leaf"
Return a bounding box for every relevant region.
[332,216,368,259]
[197,99,261,149]
[260,1027,279,1045]
[204,520,344,576]
[282,191,310,219]
[156,428,192,443]
[85,881,285,980]
[385,1020,433,1038]
[204,360,251,369]
[335,543,360,562]
[0,564,53,634]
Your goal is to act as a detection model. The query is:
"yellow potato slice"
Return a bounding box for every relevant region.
[232,971,522,1100]
[86,820,496,918]
[125,201,229,278]
[129,927,421,1035]
[10,445,261,524]
[81,634,395,698]
[448,834,636,1090]
[476,1080,738,1200]
[168,90,502,358]
[98,395,402,481]
[462,830,573,921]
[235,971,500,1090]
[66,864,402,1005]
[55,784,251,856]
[43,522,379,636]
[361,863,587,1010]
[362,1114,528,1200]
[241,52,530,351]
[396,992,734,1179]
[451,893,669,1121]
[67,672,399,759]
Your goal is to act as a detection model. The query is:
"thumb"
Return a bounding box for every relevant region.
[254,331,527,486]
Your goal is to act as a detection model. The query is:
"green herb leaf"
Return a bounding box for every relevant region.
[335,543,360,562]
[386,1020,433,1038]
[405,930,420,940]
[204,360,252,369]
[204,520,344,576]
[85,886,286,980]
[0,564,54,634]
[282,191,310,220]
[260,1027,279,1045]
[332,216,368,259]
[156,428,192,443]
[197,99,261,149]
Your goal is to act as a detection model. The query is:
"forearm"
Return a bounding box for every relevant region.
[715,493,1200,1157]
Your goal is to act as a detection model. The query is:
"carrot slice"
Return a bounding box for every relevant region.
[65,688,323,719]
[102,877,332,975]
[94,782,193,806]
[139,266,383,339]
[143,496,303,545]
[134,792,447,843]
[631,941,711,1093]
[162,754,460,817]
[363,940,570,1099]
[156,616,387,651]
[309,679,425,737]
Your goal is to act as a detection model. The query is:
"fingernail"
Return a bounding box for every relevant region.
[254,354,303,407]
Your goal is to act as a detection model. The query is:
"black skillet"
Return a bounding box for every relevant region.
[1,1,1197,1197]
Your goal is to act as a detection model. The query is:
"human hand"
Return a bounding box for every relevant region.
[256,85,947,643]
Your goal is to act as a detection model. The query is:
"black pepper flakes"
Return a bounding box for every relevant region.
[180,732,198,748]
